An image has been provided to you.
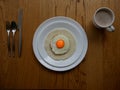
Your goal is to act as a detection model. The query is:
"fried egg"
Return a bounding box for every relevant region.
[50,34,70,55]
[44,29,76,60]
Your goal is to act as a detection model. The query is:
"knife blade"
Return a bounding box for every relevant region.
[18,8,23,57]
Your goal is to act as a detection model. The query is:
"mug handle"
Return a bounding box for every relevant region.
[106,25,115,32]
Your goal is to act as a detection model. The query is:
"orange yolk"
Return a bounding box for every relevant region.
[56,39,65,48]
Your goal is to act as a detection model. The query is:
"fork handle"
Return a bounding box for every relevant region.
[7,32,11,56]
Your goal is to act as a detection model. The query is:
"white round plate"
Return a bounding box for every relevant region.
[33,16,88,71]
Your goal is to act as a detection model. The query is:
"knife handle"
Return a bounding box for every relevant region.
[18,29,22,57]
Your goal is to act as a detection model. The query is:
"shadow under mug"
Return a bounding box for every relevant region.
[93,7,115,32]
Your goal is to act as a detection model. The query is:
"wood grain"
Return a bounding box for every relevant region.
[0,0,120,89]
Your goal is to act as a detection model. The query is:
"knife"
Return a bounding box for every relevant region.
[18,9,23,57]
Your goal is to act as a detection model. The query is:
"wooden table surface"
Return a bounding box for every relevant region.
[0,0,120,89]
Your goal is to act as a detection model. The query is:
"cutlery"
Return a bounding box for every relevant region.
[18,9,23,57]
[6,21,11,56]
[11,21,17,57]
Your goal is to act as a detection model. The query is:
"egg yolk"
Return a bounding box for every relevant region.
[56,39,65,48]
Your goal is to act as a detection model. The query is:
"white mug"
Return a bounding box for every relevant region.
[93,7,115,32]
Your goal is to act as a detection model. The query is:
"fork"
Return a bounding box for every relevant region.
[11,21,17,57]
[6,21,11,57]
